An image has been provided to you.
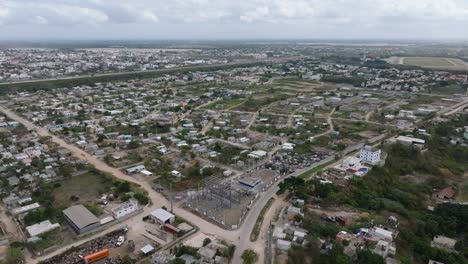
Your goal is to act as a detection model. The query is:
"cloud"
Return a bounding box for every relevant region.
[0,0,468,39]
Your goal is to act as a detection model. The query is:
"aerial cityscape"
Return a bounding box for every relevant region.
[0,1,468,264]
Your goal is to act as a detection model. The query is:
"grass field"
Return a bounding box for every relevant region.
[387,56,468,70]
[200,98,246,110]
[53,171,113,208]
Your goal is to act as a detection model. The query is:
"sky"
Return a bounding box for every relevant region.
[0,0,468,40]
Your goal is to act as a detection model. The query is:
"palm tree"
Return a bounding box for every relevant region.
[241,249,258,264]
[223,244,236,263]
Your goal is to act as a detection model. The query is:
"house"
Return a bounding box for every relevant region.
[152,252,175,264]
[26,220,60,237]
[273,227,287,239]
[287,206,303,221]
[293,230,307,242]
[431,236,457,251]
[336,231,355,242]
[435,187,455,200]
[140,170,153,177]
[11,202,40,215]
[248,150,267,159]
[277,239,291,251]
[198,247,217,262]
[365,227,394,242]
[150,208,175,225]
[373,240,396,258]
[111,199,139,219]
[394,136,425,147]
[126,164,145,174]
[360,145,381,165]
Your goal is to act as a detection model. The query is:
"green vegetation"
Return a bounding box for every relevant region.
[28,229,63,253]
[250,198,275,242]
[297,160,335,179]
[201,98,246,110]
[27,167,149,227]
[2,246,25,264]
[52,171,114,208]
[278,118,468,263]
[222,243,236,262]
[241,249,258,264]
[203,238,212,246]
[321,75,365,86]
[234,93,290,112]
[209,142,246,165]
[153,160,221,191]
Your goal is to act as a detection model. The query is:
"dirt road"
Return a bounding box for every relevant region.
[0,105,240,261]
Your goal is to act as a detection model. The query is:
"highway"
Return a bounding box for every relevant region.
[0,56,301,89]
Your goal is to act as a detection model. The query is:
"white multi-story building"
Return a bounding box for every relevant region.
[111,199,139,219]
[360,145,381,165]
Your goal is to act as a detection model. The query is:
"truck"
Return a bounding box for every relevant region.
[83,249,109,264]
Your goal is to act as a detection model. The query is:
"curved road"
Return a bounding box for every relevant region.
[0,105,243,261]
[0,105,293,263]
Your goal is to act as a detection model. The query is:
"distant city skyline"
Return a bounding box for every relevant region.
[1,0,468,40]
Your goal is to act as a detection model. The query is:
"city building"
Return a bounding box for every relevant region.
[360,145,381,165]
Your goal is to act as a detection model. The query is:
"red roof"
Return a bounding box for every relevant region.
[437,187,455,199]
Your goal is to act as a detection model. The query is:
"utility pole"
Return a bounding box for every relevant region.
[267,220,273,264]
[170,183,173,212]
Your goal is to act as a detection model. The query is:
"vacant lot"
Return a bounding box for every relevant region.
[53,171,113,208]
[201,98,246,110]
[387,56,468,70]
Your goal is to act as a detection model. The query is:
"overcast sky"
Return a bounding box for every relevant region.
[1,0,468,40]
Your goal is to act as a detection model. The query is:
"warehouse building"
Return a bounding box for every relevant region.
[63,205,100,234]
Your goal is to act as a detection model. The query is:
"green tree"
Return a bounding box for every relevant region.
[287,244,307,264]
[117,181,131,193]
[203,238,212,246]
[5,246,25,264]
[170,258,185,264]
[241,249,257,264]
[356,250,385,264]
[223,244,236,262]
[134,192,150,205]
[58,163,74,178]
[127,140,139,149]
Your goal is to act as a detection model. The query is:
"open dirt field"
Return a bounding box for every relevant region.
[386,56,468,70]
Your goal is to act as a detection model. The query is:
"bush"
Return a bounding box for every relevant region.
[203,238,211,247]
[134,192,150,205]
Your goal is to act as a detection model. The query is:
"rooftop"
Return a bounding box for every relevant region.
[63,204,99,230]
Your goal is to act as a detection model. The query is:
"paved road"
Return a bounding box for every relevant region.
[231,180,284,263]
[441,99,468,116]
[0,102,342,263]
